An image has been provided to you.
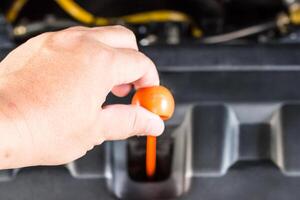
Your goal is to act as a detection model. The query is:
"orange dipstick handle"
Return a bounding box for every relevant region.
[132,86,175,178]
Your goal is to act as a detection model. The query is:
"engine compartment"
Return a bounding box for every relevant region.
[1,1,300,200]
[1,0,300,45]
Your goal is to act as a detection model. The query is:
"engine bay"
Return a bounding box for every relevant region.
[1,1,300,200]
[1,0,300,45]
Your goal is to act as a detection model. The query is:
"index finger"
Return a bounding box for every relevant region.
[110,48,160,89]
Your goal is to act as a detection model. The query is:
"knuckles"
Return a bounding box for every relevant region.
[30,26,136,66]
[36,28,114,66]
[110,25,136,40]
[29,25,137,53]
[43,29,89,50]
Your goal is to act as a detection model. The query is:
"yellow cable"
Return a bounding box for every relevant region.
[55,0,195,25]
[55,0,202,37]
[191,27,203,38]
[289,3,300,25]
[54,0,203,38]
[6,0,28,22]
[55,0,109,25]
[121,10,191,24]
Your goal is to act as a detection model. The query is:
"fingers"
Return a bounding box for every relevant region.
[91,26,160,89]
[89,26,138,50]
[110,48,160,89]
[111,84,132,97]
[63,26,160,92]
[97,104,165,140]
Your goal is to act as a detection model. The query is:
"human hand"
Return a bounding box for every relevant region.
[0,26,164,169]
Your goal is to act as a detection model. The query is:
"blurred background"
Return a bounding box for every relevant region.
[1,0,300,45]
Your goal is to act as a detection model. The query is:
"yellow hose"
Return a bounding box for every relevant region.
[6,0,28,22]
[55,0,109,25]
[7,0,203,38]
[121,10,191,24]
[55,0,196,25]
[289,3,300,25]
[55,0,202,37]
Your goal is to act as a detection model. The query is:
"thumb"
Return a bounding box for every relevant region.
[97,104,165,141]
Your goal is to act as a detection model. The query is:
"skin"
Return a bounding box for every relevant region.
[0,25,164,169]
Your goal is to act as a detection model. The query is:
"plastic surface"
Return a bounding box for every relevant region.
[2,45,300,199]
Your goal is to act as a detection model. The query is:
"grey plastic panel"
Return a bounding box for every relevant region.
[191,105,238,176]
[66,145,106,179]
[2,44,300,199]
[271,104,300,175]
[239,124,271,160]
[189,103,300,177]
[105,103,300,198]
[108,123,191,199]
[0,169,18,182]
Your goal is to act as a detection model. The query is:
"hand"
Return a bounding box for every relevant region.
[0,26,164,169]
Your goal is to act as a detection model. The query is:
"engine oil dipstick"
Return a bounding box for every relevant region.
[132,86,175,178]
